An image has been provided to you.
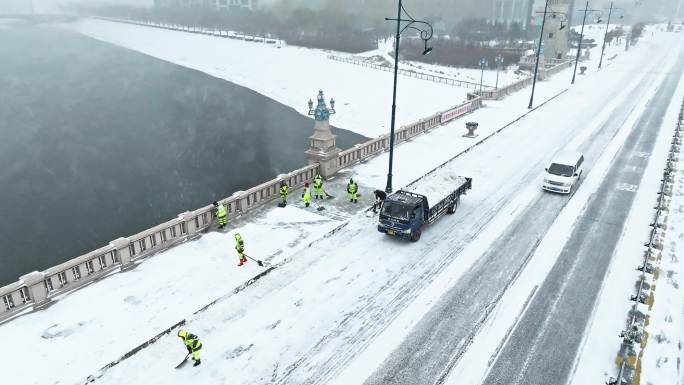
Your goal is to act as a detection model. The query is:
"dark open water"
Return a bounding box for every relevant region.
[0,23,366,285]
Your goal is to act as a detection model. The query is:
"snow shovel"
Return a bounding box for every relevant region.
[244,254,265,267]
[175,353,190,369]
[323,189,335,199]
[314,200,326,212]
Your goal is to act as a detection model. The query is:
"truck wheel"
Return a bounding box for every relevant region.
[447,204,456,214]
[410,228,422,242]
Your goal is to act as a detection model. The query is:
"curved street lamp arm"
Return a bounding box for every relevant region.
[385,18,434,41]
[402,23,433,40]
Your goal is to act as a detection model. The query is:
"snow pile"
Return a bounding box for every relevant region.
[405,173,470,207]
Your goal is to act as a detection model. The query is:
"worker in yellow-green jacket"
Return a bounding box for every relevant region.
[313,174,325,199]
[302,182,311,207]
[347,178,358,203]
[177,329,202,367]
[213,201,227,229]
[235,233,247,266]
[278,182,289,207]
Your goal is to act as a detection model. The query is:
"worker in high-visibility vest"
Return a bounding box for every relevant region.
[313,174,324,199]
[302,182,312,207]
[279,182,289,207]
[177,329,202,366]
[347,178,358,203]
[235,233,247,266]
[213,201,227,229]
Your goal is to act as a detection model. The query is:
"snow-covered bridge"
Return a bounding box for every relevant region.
[2,20,684,385]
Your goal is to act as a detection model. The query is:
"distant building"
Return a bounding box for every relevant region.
[529,0,570,60]
[490,0,533,25]
[154,0,257,11]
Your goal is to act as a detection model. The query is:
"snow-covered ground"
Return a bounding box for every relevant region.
[66,19,470,138]
[1,24,677,385]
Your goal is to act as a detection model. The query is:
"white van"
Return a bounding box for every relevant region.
[542,151,584,194]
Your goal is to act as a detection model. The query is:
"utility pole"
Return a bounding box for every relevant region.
[625,30,630,51]
[572,2,591,85]
[528,0,550,109]
[598,1,614,70]
[570,1,601,84]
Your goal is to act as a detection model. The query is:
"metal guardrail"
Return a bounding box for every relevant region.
[607,97,684,385]
[327,55,495,91]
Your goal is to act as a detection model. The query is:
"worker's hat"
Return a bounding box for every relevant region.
[178,329,188,338]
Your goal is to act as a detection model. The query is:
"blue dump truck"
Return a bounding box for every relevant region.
[377,175,472,242]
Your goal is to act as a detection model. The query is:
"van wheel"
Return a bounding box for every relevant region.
[410,228,422,242]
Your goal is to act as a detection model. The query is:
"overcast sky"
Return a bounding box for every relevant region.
[2,0,681,19]
[1,0,152,14]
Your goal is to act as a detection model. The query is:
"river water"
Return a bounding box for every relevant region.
[0,22,367,285]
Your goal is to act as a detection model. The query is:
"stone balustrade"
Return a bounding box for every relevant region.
[0,164,320,324]
[336,96,481,170]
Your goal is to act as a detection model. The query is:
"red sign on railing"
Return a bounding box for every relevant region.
[440,101,473,124]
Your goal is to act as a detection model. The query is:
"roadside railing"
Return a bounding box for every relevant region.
[327,55,494,91]
[475,60,572,100]
[336,95,481,170]
[607,97,684,385]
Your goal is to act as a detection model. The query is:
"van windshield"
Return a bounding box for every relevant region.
[548,163,574,177]
[381,202,411,222]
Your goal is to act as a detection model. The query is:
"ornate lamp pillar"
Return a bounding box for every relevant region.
[305,90,341,178]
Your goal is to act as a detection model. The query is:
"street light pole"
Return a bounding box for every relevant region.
[529,0,550,109]
[598,1,614,70]
[479,58,488,93]
[384,1,433,193]
[572,2,590,84]
[495,54,504,89]
[386,0,403,194]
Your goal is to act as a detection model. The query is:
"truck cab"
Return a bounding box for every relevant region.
[377,176,471,242]
[378,192,429,242]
